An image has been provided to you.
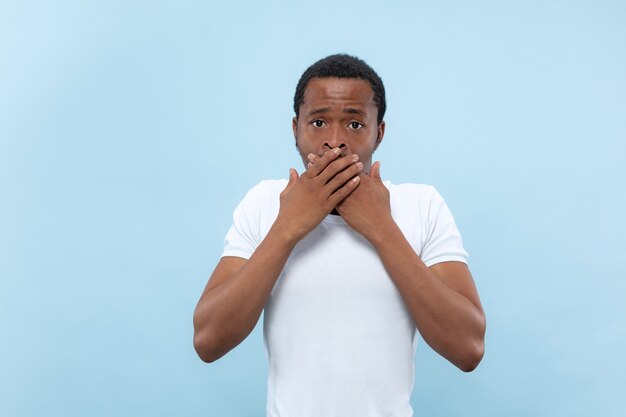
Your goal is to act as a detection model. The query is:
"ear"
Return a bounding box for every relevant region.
[292,116,299,148]
[373,121,385,152]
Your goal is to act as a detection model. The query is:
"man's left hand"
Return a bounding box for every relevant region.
[335,160,393,242]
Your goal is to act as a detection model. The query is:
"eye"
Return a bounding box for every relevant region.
[349,121,364,130]
[311,120,326,128]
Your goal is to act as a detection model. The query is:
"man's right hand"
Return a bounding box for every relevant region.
[275,147,363,242]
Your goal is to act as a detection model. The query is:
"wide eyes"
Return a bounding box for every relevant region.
[310,120,364,130]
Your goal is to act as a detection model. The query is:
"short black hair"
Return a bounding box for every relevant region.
[294,53,386,125]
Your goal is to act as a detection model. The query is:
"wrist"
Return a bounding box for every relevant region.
[366,216,400,247]
[270,216,305,248]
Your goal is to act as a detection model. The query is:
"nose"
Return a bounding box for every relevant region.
[322,126,349,155]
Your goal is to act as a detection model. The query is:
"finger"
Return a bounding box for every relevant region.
[305,148,341,178]
[317,153,361,185]
[323,160,363,194]
[307,153,321,170]
[286,168,298,189]
[328,175,360,207]
[370,161,381,180]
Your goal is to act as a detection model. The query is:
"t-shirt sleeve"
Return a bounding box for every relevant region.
[221,185,263,260]
[420,187,469,267]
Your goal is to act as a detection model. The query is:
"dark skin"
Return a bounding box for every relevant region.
[193,77,486,371]
[291,77,386,231]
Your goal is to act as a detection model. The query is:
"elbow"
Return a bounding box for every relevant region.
[193,306,223,363]
[193,310,246,363]
[193,321,236,363]
[457,340,485,373]
[193,333,216,363]
[193,311,214,363]
[458,310,486,372]
[193,312,223,363]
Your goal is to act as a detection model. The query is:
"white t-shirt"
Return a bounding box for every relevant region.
[222,179,469,417]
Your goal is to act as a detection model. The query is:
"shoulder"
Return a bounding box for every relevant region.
[384,180,440,209]
[383,180,442,234]
[240,179,288,204]
[233,179,286,227]
[247,178,289,194]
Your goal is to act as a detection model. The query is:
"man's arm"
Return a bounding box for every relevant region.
[193,149,363,362]
[369,226,485,372]
[192,226,298,363]
[336,161,486,371]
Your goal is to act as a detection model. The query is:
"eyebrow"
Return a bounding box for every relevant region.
[343,107,365,116]
[307,107,331,117]
[307,107,366,117]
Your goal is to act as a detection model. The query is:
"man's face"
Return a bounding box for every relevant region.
[292,77,385,173]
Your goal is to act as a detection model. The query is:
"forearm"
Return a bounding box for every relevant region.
[369,220,485,371]
[193,220,298,362]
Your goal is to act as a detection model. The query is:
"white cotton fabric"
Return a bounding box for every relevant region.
[222,179,469,417]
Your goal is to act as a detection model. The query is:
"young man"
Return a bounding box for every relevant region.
[193,54,486,416]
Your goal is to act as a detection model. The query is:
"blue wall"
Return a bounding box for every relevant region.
[1,1,625,416]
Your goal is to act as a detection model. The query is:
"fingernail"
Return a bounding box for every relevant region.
[307,153,315,161]
[356,162,363,170]
[307,162,313,168]
[333,148,341,155]
[352,154,359,161]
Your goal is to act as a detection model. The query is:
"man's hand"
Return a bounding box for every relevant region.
[275,148,364,242]
[335,161,393,242]
[305,153,393,243]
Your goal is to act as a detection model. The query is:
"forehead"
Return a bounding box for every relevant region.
[302,77,375,109]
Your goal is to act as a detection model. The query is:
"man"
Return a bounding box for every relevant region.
[193,54,486,416]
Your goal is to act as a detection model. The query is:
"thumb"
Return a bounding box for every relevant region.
[369,161,382,180]
[287,168,299,188]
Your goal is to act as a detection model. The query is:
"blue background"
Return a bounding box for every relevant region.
[1,1,625,416]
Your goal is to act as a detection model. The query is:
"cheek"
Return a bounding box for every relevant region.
[294,133,314,159]
[354,130,379,150]
[295,129,319,150]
